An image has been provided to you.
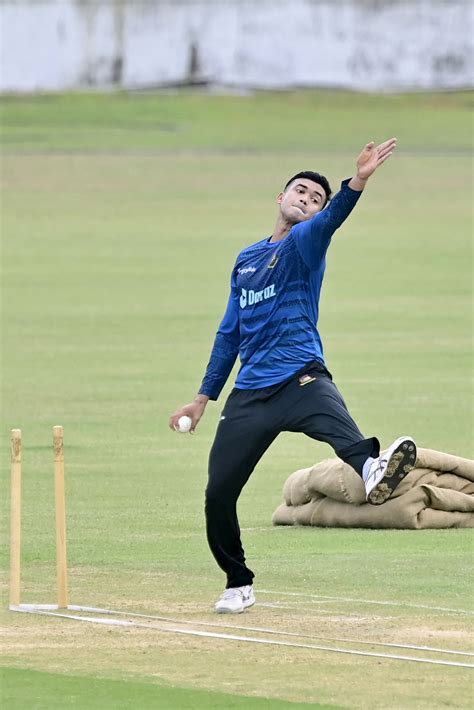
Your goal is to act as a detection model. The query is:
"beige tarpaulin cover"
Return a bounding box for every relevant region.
[272,448,474,529]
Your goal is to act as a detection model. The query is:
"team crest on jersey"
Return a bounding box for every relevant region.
[267,254,279,269]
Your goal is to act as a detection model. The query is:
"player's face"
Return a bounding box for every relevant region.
[277,179,326,224]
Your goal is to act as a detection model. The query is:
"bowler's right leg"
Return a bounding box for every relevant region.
[205,389,277,612]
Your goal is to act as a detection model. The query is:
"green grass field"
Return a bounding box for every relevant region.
[1,91,473,709]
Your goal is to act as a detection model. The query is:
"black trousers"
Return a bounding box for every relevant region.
[205,361,380,588]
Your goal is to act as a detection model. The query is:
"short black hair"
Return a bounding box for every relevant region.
[284,171,332,206]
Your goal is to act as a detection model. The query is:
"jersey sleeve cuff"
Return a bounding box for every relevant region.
[341,177,363,195]
[198,387,218,401]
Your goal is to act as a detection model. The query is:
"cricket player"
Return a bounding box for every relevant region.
[170,138,417,614]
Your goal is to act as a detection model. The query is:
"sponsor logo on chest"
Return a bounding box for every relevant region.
[240,284,276,309]
[237,266,257,275]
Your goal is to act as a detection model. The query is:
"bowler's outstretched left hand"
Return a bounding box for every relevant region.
[356,137,397,180]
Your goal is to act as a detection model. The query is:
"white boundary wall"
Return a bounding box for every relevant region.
[1,0,473,93]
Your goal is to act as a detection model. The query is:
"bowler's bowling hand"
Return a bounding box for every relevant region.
[169,395,209,434]
[356,137,397,180]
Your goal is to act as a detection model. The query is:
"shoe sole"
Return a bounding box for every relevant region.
[367,439,417,505]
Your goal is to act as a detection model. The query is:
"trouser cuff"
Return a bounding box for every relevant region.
[337,437,380,477]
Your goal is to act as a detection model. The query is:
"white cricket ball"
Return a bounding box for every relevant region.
[177,415,192,433]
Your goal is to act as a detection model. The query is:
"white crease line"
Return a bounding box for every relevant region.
[261,599,380,610]
[241,527,286,532]
[258,590,474,615]
[10,604,474,659]
[255,602,295,611]
[9,606,473,669]
[12,604,60,610]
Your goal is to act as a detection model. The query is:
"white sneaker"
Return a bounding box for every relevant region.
[364,436,417,505]
[214,585,255,614]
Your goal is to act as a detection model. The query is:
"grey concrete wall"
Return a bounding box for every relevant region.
[1,0,472,93]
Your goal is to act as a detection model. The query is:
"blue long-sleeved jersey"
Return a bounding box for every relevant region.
[199,180,362,400]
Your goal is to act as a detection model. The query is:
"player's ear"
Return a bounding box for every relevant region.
[276,192,284,205]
